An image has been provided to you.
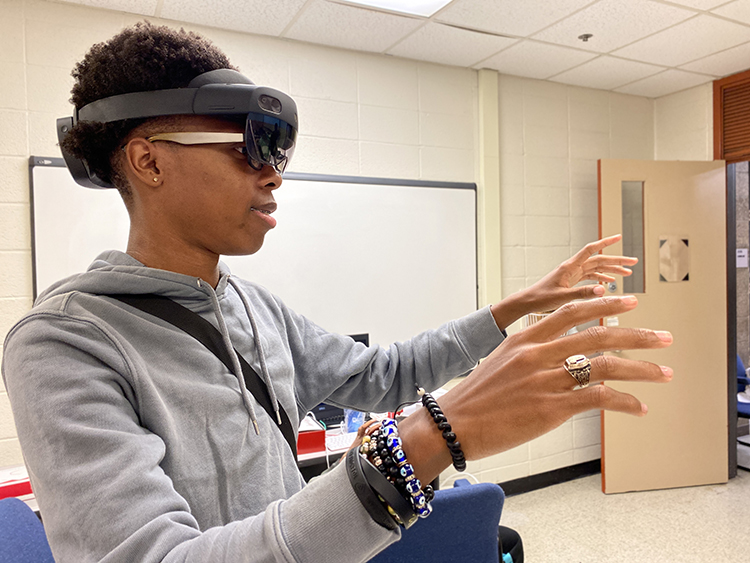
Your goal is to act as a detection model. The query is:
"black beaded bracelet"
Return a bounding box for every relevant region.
[417,387,467,472]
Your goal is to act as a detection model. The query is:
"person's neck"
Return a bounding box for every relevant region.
[127,231,221,288]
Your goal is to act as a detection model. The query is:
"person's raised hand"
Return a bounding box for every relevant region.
[400,295,672,482]
[490,234,638,331]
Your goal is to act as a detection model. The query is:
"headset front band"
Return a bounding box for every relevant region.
[76,84,298,129]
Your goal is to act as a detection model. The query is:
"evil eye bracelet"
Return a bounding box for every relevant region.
[360,418,433,520]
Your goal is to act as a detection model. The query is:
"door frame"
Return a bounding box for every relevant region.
[727,162,738,479]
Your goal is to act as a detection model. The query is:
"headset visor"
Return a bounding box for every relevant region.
[246,112,296,174]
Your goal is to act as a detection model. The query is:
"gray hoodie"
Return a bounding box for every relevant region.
[2,250,505,563]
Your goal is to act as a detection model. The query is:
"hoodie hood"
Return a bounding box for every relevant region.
[37,250,231,305]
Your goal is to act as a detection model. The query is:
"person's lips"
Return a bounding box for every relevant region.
[250,202,277,228]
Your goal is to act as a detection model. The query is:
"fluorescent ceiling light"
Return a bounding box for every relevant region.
[340,0,453,18]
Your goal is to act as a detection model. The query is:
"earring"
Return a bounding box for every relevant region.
[153,178,159,182]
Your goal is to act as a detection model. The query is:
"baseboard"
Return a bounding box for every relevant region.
[499,460,601,497]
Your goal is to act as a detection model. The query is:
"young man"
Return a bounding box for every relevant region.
[2,23,672,563]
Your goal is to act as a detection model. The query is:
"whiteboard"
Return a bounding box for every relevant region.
[30,158,477,346]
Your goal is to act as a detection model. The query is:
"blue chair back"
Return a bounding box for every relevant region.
[369,479,504,563]
[0,497,55,563]
[739,354,750,419]
[737,354,746,394]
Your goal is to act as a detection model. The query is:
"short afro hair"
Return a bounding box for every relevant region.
[61,22,238,199]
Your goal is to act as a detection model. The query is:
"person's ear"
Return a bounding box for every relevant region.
[122,138,166,187]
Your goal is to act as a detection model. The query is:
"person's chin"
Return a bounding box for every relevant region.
[222,236,266,257]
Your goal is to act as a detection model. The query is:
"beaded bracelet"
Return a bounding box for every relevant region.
[360,418,433,521]
[417,387,467,472]
[364,424,434,508]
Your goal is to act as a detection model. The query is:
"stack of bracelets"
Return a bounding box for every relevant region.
[347,386,466,529]
[359,418,434,525]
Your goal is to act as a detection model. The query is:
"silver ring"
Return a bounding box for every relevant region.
[564,354,591,389]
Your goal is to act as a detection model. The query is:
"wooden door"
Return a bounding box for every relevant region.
[599,159,728,493]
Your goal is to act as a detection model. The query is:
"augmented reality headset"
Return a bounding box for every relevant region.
[57,68,298,189]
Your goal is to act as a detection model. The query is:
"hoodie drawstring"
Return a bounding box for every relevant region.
[228,277,283,426]
[199,279,261,435]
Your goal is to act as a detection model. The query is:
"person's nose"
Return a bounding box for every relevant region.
[257,164,282,191]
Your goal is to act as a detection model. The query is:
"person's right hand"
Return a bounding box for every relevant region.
[400,295,673,482]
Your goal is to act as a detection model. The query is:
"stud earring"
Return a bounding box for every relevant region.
[153,178,159,182]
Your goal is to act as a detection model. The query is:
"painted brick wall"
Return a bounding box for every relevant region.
[654,83,714,161]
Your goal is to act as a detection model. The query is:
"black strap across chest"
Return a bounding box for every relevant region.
[106,293,297,458]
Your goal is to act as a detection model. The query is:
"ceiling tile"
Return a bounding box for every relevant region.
[712,0,750,24]
[435,0,595,38]
[56,0,158,14]
[664,0,728,9]
[388,23,517,67]
[284,0,423,53]
[613,14,750,66]
[550,56,664,90]
[478,40,596,80]
[532,0,694,53]
[614,69,712,97]
[160,0,307,36]
[680,40,750,76]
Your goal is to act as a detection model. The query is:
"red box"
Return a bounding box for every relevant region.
[0,466,32,500]
[297,429,326,455]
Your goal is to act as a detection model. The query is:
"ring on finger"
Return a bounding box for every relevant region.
[564,354,592,389]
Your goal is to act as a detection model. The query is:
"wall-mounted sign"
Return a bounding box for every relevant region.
[737,248,748,268]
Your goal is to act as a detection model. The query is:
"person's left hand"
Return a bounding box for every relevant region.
[491,234,637,331]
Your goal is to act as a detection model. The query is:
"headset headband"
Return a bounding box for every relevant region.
[57,69,298,189]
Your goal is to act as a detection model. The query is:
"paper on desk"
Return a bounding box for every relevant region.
[0,465,28,485]
[299,415,325,432]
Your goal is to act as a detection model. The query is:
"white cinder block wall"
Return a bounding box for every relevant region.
[655,83,714,161]
[0,0,717,487]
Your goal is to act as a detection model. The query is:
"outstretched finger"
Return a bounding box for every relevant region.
[529,295,639,341]
[548,325,672,359]
[582,256,638,273]
[574,384,648,417]
[583,265,633,279]
[586,355,672,386]
[580,272,617,284]
[569,234,623,266]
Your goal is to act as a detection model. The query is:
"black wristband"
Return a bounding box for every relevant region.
[345,447,398,531]
[359,451,419,529]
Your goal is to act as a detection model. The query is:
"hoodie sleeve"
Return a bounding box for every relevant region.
[2,312,398,563]
[274,300,506,416]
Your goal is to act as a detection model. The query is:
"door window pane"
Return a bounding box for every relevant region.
[622,181,645,294]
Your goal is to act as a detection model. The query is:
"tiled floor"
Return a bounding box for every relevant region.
[500,468,750,562]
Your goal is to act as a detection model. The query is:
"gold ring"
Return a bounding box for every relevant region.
[564,354,591,389]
